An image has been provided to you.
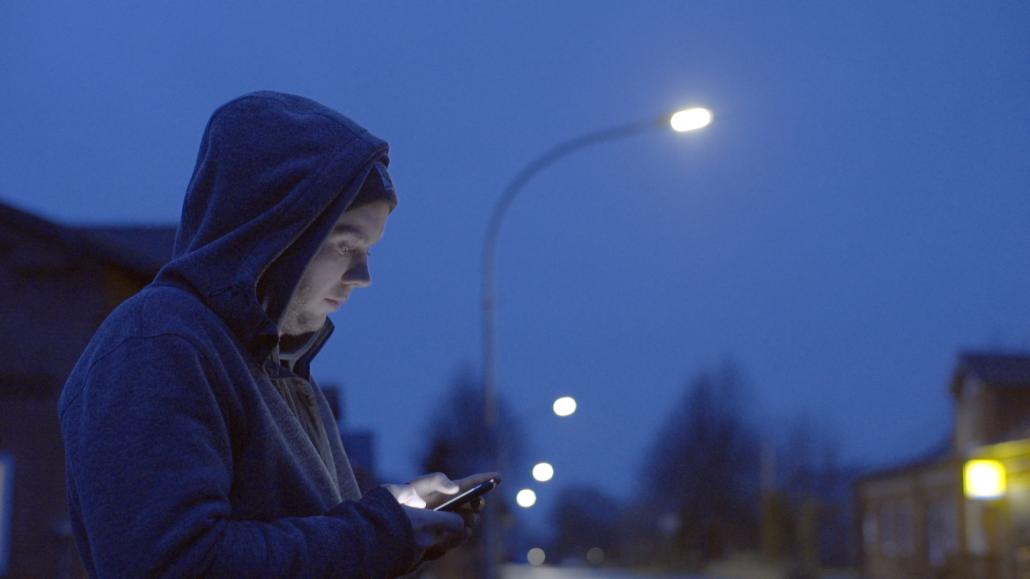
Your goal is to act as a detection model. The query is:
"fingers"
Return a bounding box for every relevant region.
[454,471,501,491]
[407,471,500,511]
[410,472,460,499]
[458,507,480,531]
[400,498,485,573]
[402,505,466,552]
[453,496,486,515]
[436,508,465,532]
[428,509,466,551]
[383,483,426,508]
[452,498,484,539]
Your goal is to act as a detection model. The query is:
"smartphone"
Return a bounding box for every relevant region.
[432,478,500,512]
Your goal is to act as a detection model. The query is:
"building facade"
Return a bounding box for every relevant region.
[857,352,1030,579]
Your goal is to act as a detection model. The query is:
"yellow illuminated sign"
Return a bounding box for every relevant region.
[964,459,1006,500]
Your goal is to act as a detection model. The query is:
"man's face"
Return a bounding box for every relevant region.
[280,200,390,336]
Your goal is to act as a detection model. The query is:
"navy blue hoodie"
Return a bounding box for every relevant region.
[58,92,416,578]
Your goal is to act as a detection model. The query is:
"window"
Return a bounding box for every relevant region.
[863,511,878,549]
[878,503,893,554]
[927,498,958,567]
[896,500,914,555]
[879,499,914,557]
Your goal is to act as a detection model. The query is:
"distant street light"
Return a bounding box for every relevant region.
[532,462,554,482]
[481,105,714,578]
[527,548,546,566]
[516,489,537,508]
[552,396,577,417]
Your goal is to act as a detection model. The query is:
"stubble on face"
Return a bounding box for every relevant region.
[281,276,322,336]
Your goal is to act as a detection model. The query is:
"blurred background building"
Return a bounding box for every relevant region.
[0,200,174,578]
[857,352,1030,579]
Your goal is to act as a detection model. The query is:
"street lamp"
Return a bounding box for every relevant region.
[532,462,554,483]
[527,548,547,566]
[552,395,577,417]
[516,489,538,508]
[480,106,713,577]
[670,107,714,132]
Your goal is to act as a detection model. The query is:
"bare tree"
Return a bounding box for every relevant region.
[414,366,525,578]
[640,359,761,567]
[548,485,621,565]
[417,365,524,477]
[774,413,855,569]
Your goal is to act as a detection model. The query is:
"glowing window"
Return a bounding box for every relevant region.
[964,460,1006,500]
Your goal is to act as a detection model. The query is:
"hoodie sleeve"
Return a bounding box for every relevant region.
[60,334,417,578]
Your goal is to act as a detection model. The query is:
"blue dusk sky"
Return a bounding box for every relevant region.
[2,1,1029,528]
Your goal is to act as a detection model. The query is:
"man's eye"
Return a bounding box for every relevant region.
[337,246,371,257]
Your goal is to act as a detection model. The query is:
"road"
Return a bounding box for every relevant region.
[500,563,861,579]
[501,564,715,579]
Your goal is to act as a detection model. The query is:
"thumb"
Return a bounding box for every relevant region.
[385,484,427,508]
[412,472,460,496]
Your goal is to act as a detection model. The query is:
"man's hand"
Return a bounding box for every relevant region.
[387,471,500,510]
[442,471,497,523]
[383,481,430,508]
[386,472,500,566]
[401,505,467,564]
[406,472,461,509]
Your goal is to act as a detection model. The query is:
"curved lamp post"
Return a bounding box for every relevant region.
[479,107,713,576]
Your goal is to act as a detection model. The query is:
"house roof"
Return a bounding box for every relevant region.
[951,351,1030,396]
[855,434,955,485]
[0,199,176,279]
[74,226,177,275]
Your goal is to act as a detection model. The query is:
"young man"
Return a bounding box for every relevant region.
[58,91,493,577]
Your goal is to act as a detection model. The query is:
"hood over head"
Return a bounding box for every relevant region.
[154,91,395,362]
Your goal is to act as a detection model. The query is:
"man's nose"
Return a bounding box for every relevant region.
[343,260,371,288]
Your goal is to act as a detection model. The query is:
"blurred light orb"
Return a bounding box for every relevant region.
[527,547,546,566]
[586,547,605,565]
[670,107,713,132]
[532,462,554,482]
[553,396,577,417]
[516,489,537,508]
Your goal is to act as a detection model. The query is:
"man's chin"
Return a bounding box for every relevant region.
[304,315,328,334]
[282,313,327,336]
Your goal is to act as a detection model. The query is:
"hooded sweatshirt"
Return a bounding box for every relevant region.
[57,92,416,578]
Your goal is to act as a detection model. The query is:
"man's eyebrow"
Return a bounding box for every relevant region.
[330,223,370,243]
